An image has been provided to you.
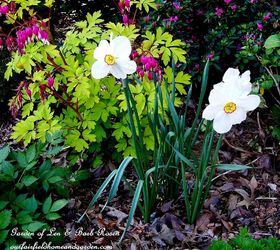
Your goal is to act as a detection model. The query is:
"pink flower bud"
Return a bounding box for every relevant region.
[9,2,16,12]
[131,51,139,59]
[139,71,144,78]
[207,53,214,60]
[144,16,150,21]
[231,4,237,11]
[257,22,263,31]
[124,0,130,8]
[148,72,153,80]
[224,0,232,5]
[123,14,129,24]
[172,3,182,11]
[40,84,46,91]
[0,5,9,15]
[47,77,54,88]
[18,92,23,104]
[26,89,32,98]
[118,1,125,12]
[6,36,16,51]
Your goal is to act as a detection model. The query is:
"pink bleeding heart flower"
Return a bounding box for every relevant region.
[47,77,54,88]
[148,72,153,80]
[0,5,9,15]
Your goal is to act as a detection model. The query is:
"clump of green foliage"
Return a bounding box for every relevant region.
[210,227,280,250]
[0,132,89,247]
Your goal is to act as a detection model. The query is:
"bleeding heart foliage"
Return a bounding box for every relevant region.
[2,1,190,164]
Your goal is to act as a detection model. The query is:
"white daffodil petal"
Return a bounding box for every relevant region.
[239,70,252,95]
[111,36,132,59]
[202,105,222,120]
[240,70,250,84]
[228,107,247,125]
[94,40,110,61]
[117,59,137,75]
[236,95,261,111]
[110,64,127,79]
[209,84,229,105]
[91,61,110,79]
[213,112,233,134]
[223,68,240,84]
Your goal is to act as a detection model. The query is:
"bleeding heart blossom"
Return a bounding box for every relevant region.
[91,34,137,79]
[202,68,260,134]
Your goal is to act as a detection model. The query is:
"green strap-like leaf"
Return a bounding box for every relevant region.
[213,164,251,171]
[119,180,144,243]
[104,157,133,209]
[77,169,117,223]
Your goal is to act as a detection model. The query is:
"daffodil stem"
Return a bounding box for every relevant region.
[122,79,150,222]
[199,134,223,214]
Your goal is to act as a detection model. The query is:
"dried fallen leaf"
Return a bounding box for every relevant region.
[249,176,258,197]
[130,242,137,250]
[234,188,252,209]
[106,207,128,224]
[228,194,238,212]
[268,183,277,191]
[221,219,233,232]
[160,200,173,213]
[195,212,212,231]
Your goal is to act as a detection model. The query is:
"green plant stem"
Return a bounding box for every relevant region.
[181,163,191,222]
[201,134,223,205]
[122,79,150,223]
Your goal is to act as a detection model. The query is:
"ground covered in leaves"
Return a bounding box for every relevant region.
[1,107,279,249]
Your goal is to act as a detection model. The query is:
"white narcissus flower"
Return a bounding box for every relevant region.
[202,68,261,134]
[91,34,137,79]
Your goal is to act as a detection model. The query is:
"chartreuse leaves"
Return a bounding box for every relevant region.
[106,23,140,40]
[45,0,55,8]
[142,27,186,65]
[131,0,157,13]
[8,7,188,160]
